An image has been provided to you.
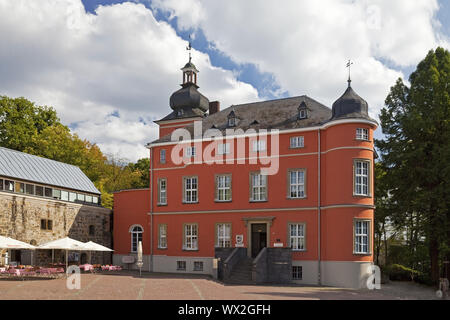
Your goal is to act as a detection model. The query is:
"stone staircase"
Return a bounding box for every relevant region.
[225,257,254,285]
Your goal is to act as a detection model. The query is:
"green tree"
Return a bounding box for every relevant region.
[0,96,59,151]
[127,158,150,189]
[0,96,151,210]
[376,47,450,283]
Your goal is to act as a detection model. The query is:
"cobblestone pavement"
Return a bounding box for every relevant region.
[0,271,443,300]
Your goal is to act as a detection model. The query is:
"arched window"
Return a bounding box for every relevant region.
[129,225,143,253]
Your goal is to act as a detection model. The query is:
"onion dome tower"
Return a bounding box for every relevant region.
[331,61,371,121]
[154,40,210,138]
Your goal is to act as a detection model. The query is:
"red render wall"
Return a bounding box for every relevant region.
[158,119,199,138]
[320,208,373,262]
[152,210,318,260]
[319,122,375,262]
[113,189,151,255]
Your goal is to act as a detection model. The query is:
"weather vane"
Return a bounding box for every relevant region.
[186,35,192,62]
[346,59,354,87]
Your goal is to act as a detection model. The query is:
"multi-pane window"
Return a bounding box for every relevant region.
[290,136,304,148]
[185,146,196,158]
[289,170,306,198]
[217,143,230,155]
[184,223,198,250]
[194,261,204,271]
[4,180,14,191]
[16,182,24,193]
[289,224,305,251]
[25,184,34,195]
[40,219,53,231]
[69,192,77,202]
[250,173,267,201]
[216,223,231,248]
[44,187,52,198]
[158,224,167,249]
[216,175,231,201]
[158,179,167,205]
[292,266,303,280]
[252,140,266,152]
[356,128,369,141]
[160,149,166,164]
[354,160,370,196]
[52,189,61,200]
[354,220,370,254]
[183,177,198,203]
[177,261,186,271]
[130,225,143,253]
[35,186,44,197]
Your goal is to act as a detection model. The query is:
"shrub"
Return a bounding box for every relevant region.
[386,264,422,281]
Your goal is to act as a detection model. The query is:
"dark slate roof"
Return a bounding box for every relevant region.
[0,147,100,194]
[169,83,210,113]
[331,86,372,121]
[155,107,205,123]
[151,95,332,144]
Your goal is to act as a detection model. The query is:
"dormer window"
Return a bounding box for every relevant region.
[298,102,308,119]
[177,109,184,117]
[227,111,236,127]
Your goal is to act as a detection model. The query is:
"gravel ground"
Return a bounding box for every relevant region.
[0,271,444,300]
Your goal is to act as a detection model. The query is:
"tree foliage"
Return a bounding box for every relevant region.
[0,96,150,209]
[375,47,450,283]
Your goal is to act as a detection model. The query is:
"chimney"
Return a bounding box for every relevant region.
[209,101,220,115]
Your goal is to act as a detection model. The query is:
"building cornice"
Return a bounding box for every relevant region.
[146,118,378,149]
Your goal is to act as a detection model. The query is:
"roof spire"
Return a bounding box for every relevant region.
[346,59,353,87]
[186,35,192,63]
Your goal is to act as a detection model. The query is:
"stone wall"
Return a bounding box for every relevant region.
[0,191,112,266]
[251,248,292,284]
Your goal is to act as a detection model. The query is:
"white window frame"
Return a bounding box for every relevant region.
[289,223,306,251]
[289,170,306,199]
[158,224,167,249]
[228,117,235,127]
[356,128,369,141]
[216,175,231,201]
[158,178,167,205]
[292,266,303,280]
[184,223,198,250]
[250,173,267,201]
[299,109,307,119]
[217,143,230,155]
[160,149,166,163]
[290,136,304,148]
[216,223,231,248]
[185,146,196,158]
[183,176,198,203]
[354,160,370,196]
[354,220,371,254]
[252,140,266,152]
[129,225,143,253]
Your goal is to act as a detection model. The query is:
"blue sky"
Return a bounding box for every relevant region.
[81,0,450,100]
[0,1,448,161]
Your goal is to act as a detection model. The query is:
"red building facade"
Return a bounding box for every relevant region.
[113,59,378,288]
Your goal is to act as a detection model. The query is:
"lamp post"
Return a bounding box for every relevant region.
[136,241,143,277]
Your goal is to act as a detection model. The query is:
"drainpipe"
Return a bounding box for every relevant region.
[149,146,154,272]
[317,129,322,286]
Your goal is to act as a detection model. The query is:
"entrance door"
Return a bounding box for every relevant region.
[251,224,267,258]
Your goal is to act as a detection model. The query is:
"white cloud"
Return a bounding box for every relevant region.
[0,0,259,162]
[151,0,449,122]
